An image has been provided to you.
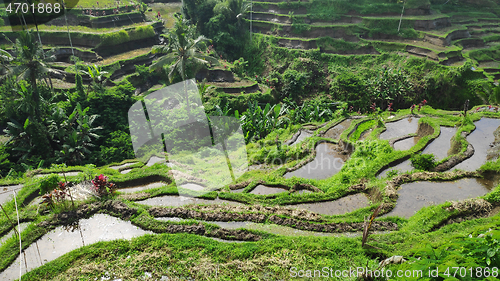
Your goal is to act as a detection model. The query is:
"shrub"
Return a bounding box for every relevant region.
[39,174,60,195]
[91,174,116,197]
[410,153,436,171]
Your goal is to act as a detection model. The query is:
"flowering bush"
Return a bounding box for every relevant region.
[92,174,115,196]
[41,181,70,207]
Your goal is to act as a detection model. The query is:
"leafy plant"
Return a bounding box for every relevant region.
[410,153,436,171]
[91,174,116,197]
[39,174,60,195]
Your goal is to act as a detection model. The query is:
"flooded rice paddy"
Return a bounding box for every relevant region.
[323,119,353,139]
[379,117,420,140]
[453,118,500,171]
[250,185,289,195]
[287,131,313,146]
[284,142,349,180]
[289,193,370,216]
[0,184,22,205]
[386,177,498,218]
[0,214,152,281]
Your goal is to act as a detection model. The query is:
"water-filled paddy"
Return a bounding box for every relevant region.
[386,177,498,218]
[284,142,349,180]
[323,119,353,139]
[379,117,420,140]
[287,131,312,146]
[289,193,370,216]
[250,184,289,195]
[0,214,152,280]
[453,118,500,171]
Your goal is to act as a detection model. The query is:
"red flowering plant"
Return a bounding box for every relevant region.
[92,174,116,196]
[387,103,393,112]
[41,182,72,207]
[410,104,416,114]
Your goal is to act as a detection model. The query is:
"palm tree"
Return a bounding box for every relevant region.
[9,31,57,120]
[150,14,218,112]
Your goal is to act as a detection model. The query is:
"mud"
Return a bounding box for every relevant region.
[385,178,496,218]
[322,119,353,139]
[434,199,496,230]
[284,142,349,180]
[379,117,420,140]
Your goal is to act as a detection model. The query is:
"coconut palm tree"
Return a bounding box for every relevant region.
[150,14,218,112]
[9,31,57,120]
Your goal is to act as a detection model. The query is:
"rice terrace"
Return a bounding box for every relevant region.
[3,0,500,279]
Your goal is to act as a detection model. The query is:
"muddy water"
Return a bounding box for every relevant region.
[378,160,413,178]
[323,119,353,139]
[289,193,369,215]
[250,185,289,195]
[117,182,167,193]
[137,195,244,207]
[393,137,419,151]
[284,143,349,180]
[454,118,500,171]
[287,131,312,146]
[0,184,22,205]
[386,177,497,218]
[0,214,152,281]
[422,126,457,160]
[379,117,420,140]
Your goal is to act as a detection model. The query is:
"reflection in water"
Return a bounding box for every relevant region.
[0,222,30,247]
[386,177,498,218]
[250,185,289,195]
[422,126,457,160]
[117,182,167,193]
[137,195,243,207]
[323,119,353,139]
[379,117,420,140]
[146,156,166,166]
[393,137,419,151]
[454,118,500,171]
[378,160,413,178]
[290,193,369,216]
[0,214,152,281]
[0,185,22,205]
[284,143,349,180]
[109,162,136,170]
[287,131,312,146]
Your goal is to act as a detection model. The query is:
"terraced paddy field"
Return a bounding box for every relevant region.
[1,106,500,279]
[5,0,500,279]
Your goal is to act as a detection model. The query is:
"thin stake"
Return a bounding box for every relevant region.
[0,204,20,239]
[61,168,75,208]
[397,0,405,32]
